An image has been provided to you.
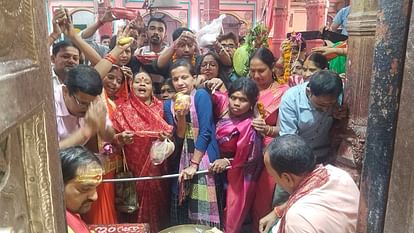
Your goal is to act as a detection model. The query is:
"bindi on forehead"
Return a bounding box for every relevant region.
[136,75,150,81]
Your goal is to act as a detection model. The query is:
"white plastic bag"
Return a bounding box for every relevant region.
[196,14,227,47]
[150,138,175,165]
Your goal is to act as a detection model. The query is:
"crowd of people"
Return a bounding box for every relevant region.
[51,5,359,233]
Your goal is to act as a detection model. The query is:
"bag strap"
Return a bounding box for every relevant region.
[121,147,129,172]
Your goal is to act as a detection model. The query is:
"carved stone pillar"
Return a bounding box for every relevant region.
[271,0,289,58]
[305,0,326,49]
[335,1,378,181]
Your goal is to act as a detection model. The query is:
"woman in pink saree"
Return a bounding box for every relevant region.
[250,48,290,230]
[210,77,263,233]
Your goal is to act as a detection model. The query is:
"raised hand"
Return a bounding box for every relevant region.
[84,97,107,135]
[100,7,117,23]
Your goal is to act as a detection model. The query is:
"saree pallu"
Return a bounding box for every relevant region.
[258,82,290,146]
[171,90,221,227]
[216,116,264,233]
[253,82,290,232]
[82,152,120,225]
[83,91,128,225]
[211,90,229,122]
[123,137,171,232]
[112,94,173,233]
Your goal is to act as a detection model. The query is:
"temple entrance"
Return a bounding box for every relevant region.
[0,0,65,232]
[222,14,244,36]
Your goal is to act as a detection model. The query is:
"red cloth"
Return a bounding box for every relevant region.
[111,92,172,233]
[83,78,129,225]
[66,210,90,233]
[278,165,329,233]
[216,116,264,233]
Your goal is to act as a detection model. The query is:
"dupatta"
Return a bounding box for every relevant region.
[259,82,290,145]
[216,115,263,233]
[170,89,221,226]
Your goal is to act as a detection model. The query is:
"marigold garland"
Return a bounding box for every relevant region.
[172,52,196,66]
[280,32,303,84]
[257,102,266,119]
[281,41,292,84]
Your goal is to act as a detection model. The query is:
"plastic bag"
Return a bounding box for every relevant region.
[150,138,175,165]
[196,14,227,47]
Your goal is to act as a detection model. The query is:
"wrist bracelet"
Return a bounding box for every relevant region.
[265,125,270,136]
[104,53,117,64]
[190,159,200,166]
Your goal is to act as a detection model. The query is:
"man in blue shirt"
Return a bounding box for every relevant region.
[331,6,351,35]
[279,70,344,163]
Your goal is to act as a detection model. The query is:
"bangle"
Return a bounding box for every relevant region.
[265,125,270,136]
[269,126,275,136]
[104,53,117,64]
[274,206,283,218]
[190,159,200,166]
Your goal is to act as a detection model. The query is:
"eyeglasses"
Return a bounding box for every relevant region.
[221,44,236,49]
[72,94,90,108]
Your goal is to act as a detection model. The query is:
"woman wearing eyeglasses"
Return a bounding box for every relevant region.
[195,51,232,121]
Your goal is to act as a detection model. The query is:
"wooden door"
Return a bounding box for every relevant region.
[0,0,66,232]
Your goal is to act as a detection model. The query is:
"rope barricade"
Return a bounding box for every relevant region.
[102,165,233,183]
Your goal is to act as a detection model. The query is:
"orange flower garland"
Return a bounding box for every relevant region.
[257,102,266,119]
[281,41,292,84]
[172,52,196,66]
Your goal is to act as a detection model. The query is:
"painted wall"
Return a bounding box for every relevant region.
[46,0,258,36]
[46,0,345,42]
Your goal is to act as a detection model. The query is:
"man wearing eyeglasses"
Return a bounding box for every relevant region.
[54,64,105,143]
[217,32,240,81]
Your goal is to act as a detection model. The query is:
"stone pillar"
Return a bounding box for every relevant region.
[383,4,414,232]
[335,1,378,181]
[305,0,326,50]
[356,0,410,231]
[97,0,112,38]
[271,0,289,58]
[204,0,220,23]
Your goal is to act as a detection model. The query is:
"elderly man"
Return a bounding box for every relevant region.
[259,135,359,233]
[60,146,104,233]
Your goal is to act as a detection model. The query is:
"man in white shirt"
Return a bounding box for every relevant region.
[259,135,359,233]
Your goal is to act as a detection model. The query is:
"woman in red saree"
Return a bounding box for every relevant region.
[210,78,264,233]
[83,65,131,225]
[111,72,173,233]
[249,48,290,230]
